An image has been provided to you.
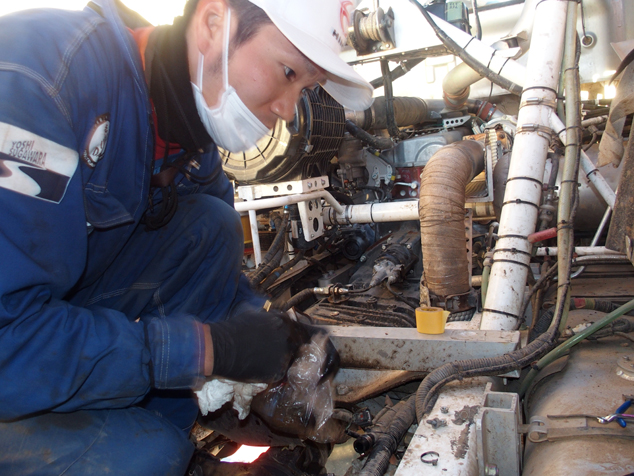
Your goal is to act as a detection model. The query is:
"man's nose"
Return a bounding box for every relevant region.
[271,91,299,123]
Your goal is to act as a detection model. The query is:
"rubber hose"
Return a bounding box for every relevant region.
[358,398,416,476]
[249,215,288,286]
[279,288,315,312]
[519,297,634,397]
[345,120,394,150]
[530,299,634,342]
[258,250,306,292]
[262,215,287,264]
[420,140,485,298]
[251,248,284,288]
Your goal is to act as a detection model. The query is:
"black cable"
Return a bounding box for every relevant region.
[386,282,419,311]
[380,60,402,139]
[370,58,425,89]
[472,0,482,41]
[345,120,394,150]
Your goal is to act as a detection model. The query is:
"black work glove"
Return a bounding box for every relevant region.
[209,310,309,383]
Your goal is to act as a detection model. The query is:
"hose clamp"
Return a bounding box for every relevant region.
[519,97,557,110]
[516,123,553,141]
[420,451,439,466]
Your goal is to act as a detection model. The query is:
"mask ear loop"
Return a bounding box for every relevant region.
[195,8,231,92]
[221,8,231,93]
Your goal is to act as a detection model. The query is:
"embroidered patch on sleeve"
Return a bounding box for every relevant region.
[0,122,79,204]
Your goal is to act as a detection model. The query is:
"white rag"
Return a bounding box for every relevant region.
[195,379,268,420]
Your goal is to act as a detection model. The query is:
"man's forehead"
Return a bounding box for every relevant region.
[299,51,327,82]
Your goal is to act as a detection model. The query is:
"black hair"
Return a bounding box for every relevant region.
[183,0,272,49]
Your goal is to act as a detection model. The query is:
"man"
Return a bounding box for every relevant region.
[0,0,372,474]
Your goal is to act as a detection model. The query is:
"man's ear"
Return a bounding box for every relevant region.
[191,0,228,56]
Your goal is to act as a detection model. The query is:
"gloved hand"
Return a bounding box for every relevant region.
[297,323,340,383]
[208,310,309,383]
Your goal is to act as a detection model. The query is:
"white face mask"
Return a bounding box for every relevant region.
[191,8,269,153]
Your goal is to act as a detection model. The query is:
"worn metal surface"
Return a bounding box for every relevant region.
[332,368,426,405]
[523,310,634,475]
[324,326,520,372]
[394,378,491,476]
[606,132,634,253]
[475,385,522,476]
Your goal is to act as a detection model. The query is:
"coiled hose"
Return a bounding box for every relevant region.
[358,398,416,476]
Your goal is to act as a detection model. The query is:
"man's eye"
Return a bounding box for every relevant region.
[284,66,296,80]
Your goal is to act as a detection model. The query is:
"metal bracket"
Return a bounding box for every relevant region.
[297,198,325,241]
[515,124,553,141]
[519,97,558,110]
[475,383,522,476]
[237,176,329,200]
[443,115,471,129]
[526,415,634,443]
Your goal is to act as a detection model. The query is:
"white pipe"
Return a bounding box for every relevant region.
[248,209,262,266]
[481,0,568,332]
[234,190,345,214]
[535,246,622,257]
[550,114,617,209]
[581,115,608,128]
[433,15,527,91]
[444,0,540,98]
[323,200,419,225]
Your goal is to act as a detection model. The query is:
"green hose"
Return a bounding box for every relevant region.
[519,297,634,397]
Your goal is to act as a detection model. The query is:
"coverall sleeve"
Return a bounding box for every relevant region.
[0,68,205,421]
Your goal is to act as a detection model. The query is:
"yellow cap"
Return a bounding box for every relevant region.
[415,307,450,334]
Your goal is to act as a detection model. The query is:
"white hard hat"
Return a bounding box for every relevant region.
[248,0,374,110]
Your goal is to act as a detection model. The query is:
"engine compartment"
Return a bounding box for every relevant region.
[202,1,634,474]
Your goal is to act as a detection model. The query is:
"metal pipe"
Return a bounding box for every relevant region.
[248,209,262,266]
[555,2,581,334]
[323,200,419,225]
[550,114,616,209]
[581,115,608,127]
[235,190,345,214]
[442,0,539,108]
[535,245,621,257]
[569,207,612,278]
[481,0,568,331]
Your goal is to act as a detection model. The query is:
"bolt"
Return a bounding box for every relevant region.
[321,179,326,186]
[406,244,412,250]
[484,464,499,476]
[307,182,312,189]
[337,385,350,396]
[360,255,367,262]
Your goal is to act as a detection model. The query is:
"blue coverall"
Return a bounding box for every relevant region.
[0,1,263,474]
